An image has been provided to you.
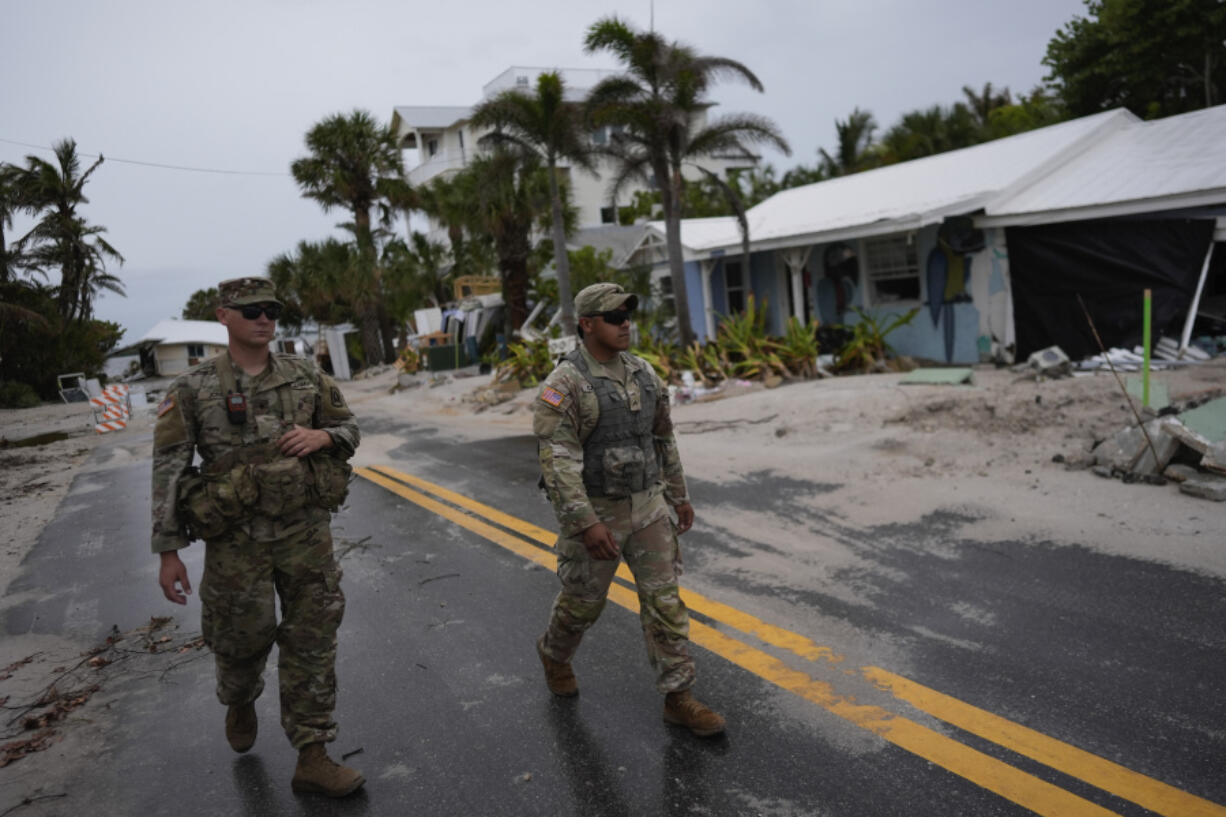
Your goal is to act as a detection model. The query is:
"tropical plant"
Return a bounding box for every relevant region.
[456,149,552,332]
[470,71,597,337]
[181,288,219,321]
[584,15,791,348]
[880,104,981,162]
[777,316,821,378]
[291,110,410,365]
[714,295,789,380]
[493,337,555,387]
[836,306,919,372]
[16,140,124,322]
[819,108,879,176]
[413,170,496,279]
[267,237,359,332]
[962,82,1014,132]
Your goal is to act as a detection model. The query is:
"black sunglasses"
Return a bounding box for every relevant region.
[232,303,282,320]
[584,309,631,326]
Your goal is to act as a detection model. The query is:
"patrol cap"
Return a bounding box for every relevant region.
[574,282,638,316]
[219,277,283,308]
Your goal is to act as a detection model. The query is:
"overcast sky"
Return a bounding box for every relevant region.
[1,0,1087,339]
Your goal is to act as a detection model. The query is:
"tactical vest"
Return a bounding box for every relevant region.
[567,349,661,498]
[204,352,301,475]
[177,354,350,540]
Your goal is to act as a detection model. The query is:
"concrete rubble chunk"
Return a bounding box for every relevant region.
[1027,345,1071,378]
[1091,417,1181,475]
[1180,477,1226,502]
[1163,419,1211,455]
[1163,464,1199,483]
[1202,441,1226,475]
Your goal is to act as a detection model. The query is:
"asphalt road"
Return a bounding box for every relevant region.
[2,415,1224,817]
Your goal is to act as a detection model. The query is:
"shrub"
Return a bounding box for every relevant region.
[0,381,41,409]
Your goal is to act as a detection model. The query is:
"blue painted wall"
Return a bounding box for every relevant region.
[843,225,983,363]
[681,260,707,342]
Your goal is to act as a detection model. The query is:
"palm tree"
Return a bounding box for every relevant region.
[456,149,552,331]
[470,71,597,336]
[291,110,410,365]
[17,140,124,322]
[585,16,791,347]
[962,82,1013,132]
[818,108,878,176]
[0,163,48,330]
[268,238,359,330]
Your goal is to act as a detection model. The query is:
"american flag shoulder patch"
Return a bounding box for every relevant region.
[539,386,565,408]
[157,394,176,418]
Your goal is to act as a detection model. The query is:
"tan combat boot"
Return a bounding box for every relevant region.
[663,690,726,737]
[536,637,578,697]
[291,743,366,797]
[224,703,257,753]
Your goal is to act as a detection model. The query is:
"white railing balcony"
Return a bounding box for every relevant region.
[408,155,468,187]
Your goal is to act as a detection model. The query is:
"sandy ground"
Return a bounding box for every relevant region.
[5,359,1222,600]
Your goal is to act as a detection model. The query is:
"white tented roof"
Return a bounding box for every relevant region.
[139,319,229,347]
[980,104,1226,226]
[663,109,1137,257]
[391,106,472,132]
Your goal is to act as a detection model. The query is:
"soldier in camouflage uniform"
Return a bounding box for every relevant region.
[153,277,365,797]
[534,282,725,737]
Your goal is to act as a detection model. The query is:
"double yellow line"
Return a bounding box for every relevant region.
[356,465,1223,817]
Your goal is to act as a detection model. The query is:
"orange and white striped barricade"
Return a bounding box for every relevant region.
[92,384,132,433]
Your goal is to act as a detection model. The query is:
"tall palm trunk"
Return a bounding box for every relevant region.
[663,166,696,348]
[353,208,385,366]
[547,161,575,335]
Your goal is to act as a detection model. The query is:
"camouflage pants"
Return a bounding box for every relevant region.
[200,521,345,749]
[540,489,695,693]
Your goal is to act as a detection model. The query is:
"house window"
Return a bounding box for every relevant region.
[863,234,920,304]
[591,127,608,146]
[600,206,616,224]
[724,261,746,314]
[426,138,439,157]
[186,343,205,358]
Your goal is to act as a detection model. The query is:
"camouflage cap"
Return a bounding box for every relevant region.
[218,277,282,308]
[574,282,638,316]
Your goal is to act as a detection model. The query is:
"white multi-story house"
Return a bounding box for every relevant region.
[390,66,761,236]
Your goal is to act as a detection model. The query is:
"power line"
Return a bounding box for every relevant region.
[0,137,290,177]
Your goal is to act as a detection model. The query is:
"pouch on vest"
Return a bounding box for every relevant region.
[252,457,308,516]
[308,455,353,511]
[177,471,230,541]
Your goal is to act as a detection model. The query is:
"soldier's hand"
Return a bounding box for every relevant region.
[581,522,620,560]
[278,425,333,458]
[674,502,695,535]
[159,551,192,605]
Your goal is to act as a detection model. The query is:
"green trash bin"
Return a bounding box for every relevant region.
[425,344,470,371]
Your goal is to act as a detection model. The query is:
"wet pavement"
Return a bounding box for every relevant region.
[2,417,1224,816]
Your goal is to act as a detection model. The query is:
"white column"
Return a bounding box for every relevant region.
[1180,242,1216,355]
[780,247,813,322]
[700,259,716,342]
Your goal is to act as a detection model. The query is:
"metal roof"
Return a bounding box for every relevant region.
[980,104,1226,226]
[139,319,229,346]
[391,106,472,132]
[664,109,1137,256]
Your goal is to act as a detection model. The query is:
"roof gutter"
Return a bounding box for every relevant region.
[976,187,1226,228]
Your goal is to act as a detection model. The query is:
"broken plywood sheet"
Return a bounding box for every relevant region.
[899,368,975,386]
[1179,396,1226,443]
[1124,376,1170,410]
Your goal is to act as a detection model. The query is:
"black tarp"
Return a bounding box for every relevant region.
[1008,218,1215,359]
